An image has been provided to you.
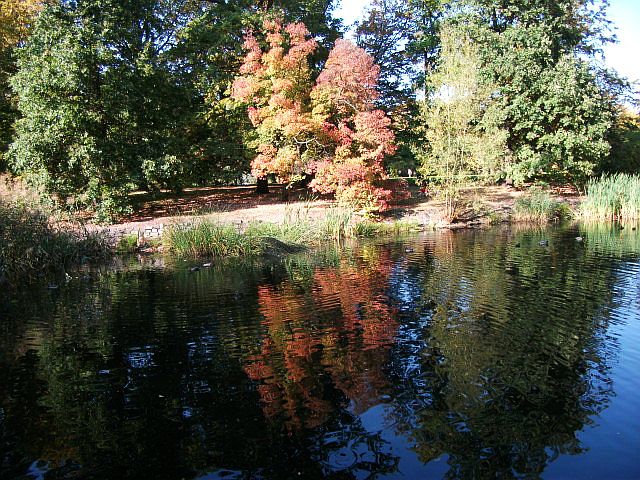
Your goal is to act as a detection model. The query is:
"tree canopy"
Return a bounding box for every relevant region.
[232,19,398,212]
[1,0,637,220]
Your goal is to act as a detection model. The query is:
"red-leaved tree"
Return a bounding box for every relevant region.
[233,21,399,212]
[309,39,397,212]
[231,19,318,186]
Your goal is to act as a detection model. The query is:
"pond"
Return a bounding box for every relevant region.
[1,224,639,479]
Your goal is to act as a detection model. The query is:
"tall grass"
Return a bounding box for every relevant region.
[321,206,355,241]
[513,190,572,223]
[581,174,640,221]
[164,222,263,257]
[164,208,422,257]
[0,202,110,285]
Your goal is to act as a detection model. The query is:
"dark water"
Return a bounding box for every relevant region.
[1,224,639,479]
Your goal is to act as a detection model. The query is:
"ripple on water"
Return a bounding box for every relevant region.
[1,225,639,479]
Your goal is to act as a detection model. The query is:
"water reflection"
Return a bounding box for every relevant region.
[1,224,639,479]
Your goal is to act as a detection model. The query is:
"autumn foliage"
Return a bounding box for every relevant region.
[244,251,398,431]
[232,19,398,212]
[0,0,42,50]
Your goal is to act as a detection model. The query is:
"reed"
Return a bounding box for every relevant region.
[164,222,263,257]
[0,201,110,285]
[321,206,355,241]
[581,174,640,221]
[513,190,571,223]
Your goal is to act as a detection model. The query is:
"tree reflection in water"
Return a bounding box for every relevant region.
[0,224,636,479]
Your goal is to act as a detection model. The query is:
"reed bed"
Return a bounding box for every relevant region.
[164,208,422,257]
[0,201,110,285]
[581,174,640,221]
[512,190,572,223]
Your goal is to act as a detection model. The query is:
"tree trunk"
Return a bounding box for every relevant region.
[256,176,269,194]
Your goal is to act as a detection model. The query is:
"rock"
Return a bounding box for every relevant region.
[575,236,583,242]
[539,240,549,246]
[261,237,306,256]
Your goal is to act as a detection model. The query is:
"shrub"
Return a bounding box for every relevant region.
[0,201,109,284]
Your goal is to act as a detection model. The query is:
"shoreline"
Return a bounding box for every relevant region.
[91,184,582,252]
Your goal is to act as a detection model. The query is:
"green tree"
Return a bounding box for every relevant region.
[9,1,197,219]
[0,0,43,170]
[601,107,640,175]
[459,0,622,185]
[418,22,506,220]
[480,22,615,185]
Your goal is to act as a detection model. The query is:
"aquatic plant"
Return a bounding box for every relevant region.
[581,174,640,221]
[115,233,139,253]
[513,189,572,223]
[0,201,110,285]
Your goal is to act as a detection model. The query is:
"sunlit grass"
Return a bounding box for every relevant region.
[164,208,423,257]
[581,174,640,221]
[513,189,572,223]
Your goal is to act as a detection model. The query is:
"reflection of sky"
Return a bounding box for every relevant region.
[127,346,155,369]
[359,403,450,478]
[545,259,640,478]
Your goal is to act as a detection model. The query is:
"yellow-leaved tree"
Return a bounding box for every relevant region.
[418,22,507,221]
[0,0,43,49]
[1,0,43,168]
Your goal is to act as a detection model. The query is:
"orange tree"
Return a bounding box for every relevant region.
[231,19,318,189]
[232,19,400,212]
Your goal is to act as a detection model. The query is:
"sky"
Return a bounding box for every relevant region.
[334,0,640,88]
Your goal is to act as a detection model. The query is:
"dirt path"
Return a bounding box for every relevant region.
[1,175,583,239]
[102,184,583,238]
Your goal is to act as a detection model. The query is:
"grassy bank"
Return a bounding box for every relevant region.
[0,202,110,285]
[512,189,572,223]
[581,174,640,221]
[164,208,421,257]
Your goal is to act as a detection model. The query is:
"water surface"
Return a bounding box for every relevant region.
[1,224,639,479]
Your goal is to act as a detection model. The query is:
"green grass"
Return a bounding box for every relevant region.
[164,222,263,257]
[581,174,640,221]
[115,233,139,253]
[513,189,572,223]
[0,201,110,285]
[164,209,424,258]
